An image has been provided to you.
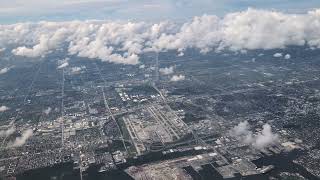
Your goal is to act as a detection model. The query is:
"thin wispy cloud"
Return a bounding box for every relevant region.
[7,129,33,148]
[57,58,69,69]
[0,126,15,137]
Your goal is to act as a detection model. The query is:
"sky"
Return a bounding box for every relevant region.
[1,0,320,24]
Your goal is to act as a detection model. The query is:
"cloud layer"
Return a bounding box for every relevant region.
[1,9,320,64]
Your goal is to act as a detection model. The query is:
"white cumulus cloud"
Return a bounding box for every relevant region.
[12,28,68,57]
[177,52,184,56]
[0,105,9,112]
[253,124,279,149]
[230,121,279,149]
[0,67,11,75]
[284,53,291,59]
[273,53,283,57]
[170,74,185,82]
[159,66,174,75]
[139,64,145,69]
[230,121,250,137]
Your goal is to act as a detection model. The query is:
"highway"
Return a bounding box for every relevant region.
[61,68,65,148]
[93,62,128,154]
[101,86,128,153]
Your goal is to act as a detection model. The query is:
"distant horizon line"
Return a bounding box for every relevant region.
[0,7,318,25]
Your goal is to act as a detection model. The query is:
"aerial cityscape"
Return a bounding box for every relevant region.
[1,1,320,180]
